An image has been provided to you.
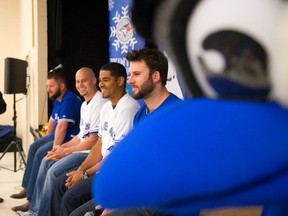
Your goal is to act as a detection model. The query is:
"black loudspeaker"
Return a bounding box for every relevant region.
[4,57,28,94]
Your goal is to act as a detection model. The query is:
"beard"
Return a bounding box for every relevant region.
[48,88,61,101]
[132,77,155,100]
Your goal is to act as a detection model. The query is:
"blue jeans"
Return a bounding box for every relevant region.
[29,152,88,216]
[21,135,53,200]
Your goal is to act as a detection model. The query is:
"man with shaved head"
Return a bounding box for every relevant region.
[16,67,107,216]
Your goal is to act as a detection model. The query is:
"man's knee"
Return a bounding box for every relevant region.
[34,150,46,163]
[62,189,80,208]
[46,161,62,181]
[29,141,39,155]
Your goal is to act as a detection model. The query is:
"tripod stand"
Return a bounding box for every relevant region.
[0,94,26,172]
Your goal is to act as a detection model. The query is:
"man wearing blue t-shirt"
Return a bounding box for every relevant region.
[11,71,82,212]
[127,48,180,126]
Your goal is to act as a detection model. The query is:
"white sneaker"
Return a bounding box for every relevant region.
[16,211,33,216]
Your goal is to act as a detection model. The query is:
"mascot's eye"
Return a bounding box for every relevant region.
[197,30,270,98]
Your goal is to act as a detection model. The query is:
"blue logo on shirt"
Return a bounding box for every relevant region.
[109,127,116,139]
[85,123,90,130]
[103,122,108,131]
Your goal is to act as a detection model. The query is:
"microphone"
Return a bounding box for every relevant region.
[49,64,63,73]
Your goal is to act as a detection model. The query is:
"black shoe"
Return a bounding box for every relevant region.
[0,197,3,203]
[11,201,30,212]
[10,189,27,199]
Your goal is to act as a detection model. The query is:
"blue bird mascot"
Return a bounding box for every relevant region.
[93,0,288,215]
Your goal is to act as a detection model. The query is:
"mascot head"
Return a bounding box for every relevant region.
[132,0,288,106]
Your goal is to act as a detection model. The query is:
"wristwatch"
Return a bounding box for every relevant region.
[81,171,89,180]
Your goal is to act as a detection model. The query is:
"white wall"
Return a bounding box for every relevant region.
[0,0,22,125]
[0,0,48,152]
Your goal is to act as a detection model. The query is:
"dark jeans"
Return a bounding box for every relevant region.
[80,207,174,216]
[70,199,95,216]
[108,208,174,216]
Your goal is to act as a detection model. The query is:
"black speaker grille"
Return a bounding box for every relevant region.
[4,57,28,94]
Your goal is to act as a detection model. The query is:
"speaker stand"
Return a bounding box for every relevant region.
[0,94,26,172]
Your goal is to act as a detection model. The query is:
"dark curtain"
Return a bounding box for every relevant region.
[47,0,109,116]
[48,0,63,67]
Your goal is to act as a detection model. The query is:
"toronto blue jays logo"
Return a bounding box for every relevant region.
[110,5,137,54]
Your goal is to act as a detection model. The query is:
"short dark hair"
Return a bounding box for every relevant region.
[126,47,168,85]
[100,62,127,86]
[47,71,67,86]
